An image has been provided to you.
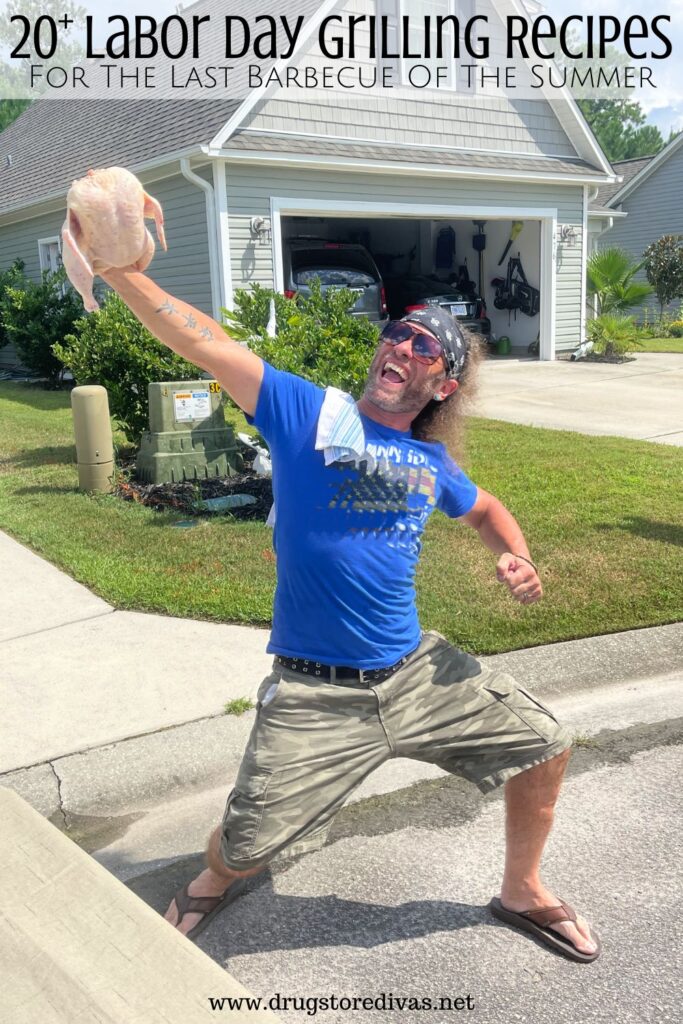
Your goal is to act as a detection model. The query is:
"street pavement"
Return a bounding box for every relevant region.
[3,524,682,1022]
[112,681,682,1024]
[477,352,683,444]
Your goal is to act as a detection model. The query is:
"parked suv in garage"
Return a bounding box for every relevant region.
[284,239,389,324]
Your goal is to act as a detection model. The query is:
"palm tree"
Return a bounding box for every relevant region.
[586,248,653,315]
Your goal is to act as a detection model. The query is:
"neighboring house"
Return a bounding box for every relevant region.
[0,0,615,372]
[590,134,683,320]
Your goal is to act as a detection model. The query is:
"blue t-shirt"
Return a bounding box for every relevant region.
[249,361,478,668]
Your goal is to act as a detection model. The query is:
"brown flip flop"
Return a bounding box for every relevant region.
[171,877,248,941]
[489,896,601,963]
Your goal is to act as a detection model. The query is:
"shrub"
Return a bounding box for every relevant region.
[642,235,683,318]
[223,279,380,398]
[586,314,642,359]
[1,267,83,383]
[669,320,683,338]
[53,291,201,442]
[0,259,25,350]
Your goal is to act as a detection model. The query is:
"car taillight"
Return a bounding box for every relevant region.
[405,304,429,313]
[324,242,342,248]
[284,290,297,299]
[380,286,388,314]
[479,303,487,319]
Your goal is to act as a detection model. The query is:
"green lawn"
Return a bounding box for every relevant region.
[1,382,681,655]
[637,338,683,353]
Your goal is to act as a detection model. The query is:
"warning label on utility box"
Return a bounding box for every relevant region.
[174,390,211,423]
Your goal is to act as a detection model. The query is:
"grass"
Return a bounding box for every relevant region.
[637,337,683,353]
[224,697,255,716]
[1,381,682,656]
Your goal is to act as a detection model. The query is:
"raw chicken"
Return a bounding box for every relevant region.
[61,167,167,312]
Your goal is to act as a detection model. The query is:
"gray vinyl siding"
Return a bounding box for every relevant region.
[0,171,213,369]
[224,164,584,352]
[245,0,578,159]
[599,144,683,320]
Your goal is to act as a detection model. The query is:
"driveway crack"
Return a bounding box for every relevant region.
[49,761,69,830]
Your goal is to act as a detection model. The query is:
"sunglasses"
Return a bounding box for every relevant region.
[379,321,445,366]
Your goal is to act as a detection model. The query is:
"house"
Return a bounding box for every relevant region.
[590,133,683,319]
[0,0,615,372]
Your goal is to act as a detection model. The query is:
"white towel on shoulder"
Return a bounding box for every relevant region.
[315,387,366,465]
[266,387,365,528]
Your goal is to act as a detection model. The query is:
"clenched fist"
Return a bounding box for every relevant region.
[496,553,542,605]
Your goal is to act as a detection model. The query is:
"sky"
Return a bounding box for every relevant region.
[544,0,683,137]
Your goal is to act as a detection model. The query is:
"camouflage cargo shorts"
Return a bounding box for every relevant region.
[219,630,572,870]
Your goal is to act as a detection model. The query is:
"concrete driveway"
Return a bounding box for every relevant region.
[476,352,683,445]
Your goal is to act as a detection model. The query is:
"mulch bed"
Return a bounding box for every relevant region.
[115,468,273,521]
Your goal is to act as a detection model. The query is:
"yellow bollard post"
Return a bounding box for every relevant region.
[71,385,115,492]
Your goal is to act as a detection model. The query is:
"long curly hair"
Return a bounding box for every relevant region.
[411,328,484,465]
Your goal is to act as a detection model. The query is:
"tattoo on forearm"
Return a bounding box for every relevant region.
[156,300,179,316]
[156,299,214,341]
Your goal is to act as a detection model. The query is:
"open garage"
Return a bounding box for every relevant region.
[274,202,548,357]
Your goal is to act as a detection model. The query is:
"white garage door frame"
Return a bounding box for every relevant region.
[270,198,557,361]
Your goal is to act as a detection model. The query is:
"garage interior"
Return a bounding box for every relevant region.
[282,215,542,354]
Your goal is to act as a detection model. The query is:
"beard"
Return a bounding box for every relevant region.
[362,348,440,415]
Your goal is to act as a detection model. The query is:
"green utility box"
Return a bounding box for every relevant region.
[136,380,242,484]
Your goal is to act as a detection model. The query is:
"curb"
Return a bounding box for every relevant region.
[3,622,681,824]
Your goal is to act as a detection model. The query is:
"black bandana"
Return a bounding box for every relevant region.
[402,307,469,380]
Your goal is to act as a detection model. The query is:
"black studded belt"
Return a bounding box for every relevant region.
[274,650,415,686]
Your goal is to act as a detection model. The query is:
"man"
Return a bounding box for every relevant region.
[103,267,600,963]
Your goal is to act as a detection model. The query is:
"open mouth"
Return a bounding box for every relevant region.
[380,360,409,385]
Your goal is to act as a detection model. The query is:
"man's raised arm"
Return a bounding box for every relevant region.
[102,269,264,417]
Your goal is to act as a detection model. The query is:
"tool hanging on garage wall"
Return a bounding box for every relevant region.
[498,221,524,266]
[491,254,540,322]
[435,226,456,270]
[472,221,486,298]
[449,259,477,300]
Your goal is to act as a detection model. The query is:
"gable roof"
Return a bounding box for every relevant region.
[0,99,239,217]
[603,133,683,208]
[593,156,655,210]
[0,0,614,220]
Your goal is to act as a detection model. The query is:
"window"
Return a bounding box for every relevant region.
[38,237,63,274]
[376,0,475,93]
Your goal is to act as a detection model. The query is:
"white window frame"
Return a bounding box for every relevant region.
[378,0,475,94]
[37,236,63,274]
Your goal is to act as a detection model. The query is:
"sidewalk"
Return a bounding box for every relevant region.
[4,529,682,824]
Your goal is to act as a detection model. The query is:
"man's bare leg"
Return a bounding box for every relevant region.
[165,826,266,936]
[498,749,598,955]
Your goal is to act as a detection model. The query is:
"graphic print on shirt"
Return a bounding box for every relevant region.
[326,441,439,555]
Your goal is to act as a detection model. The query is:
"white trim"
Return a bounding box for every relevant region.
[580,186,587,344]
[212,162,234,312]
[235,126,601,165]
[206,147,610,186]
[209,0,343,150]
[270,197,556,360]
[271,200,285,294]
[587,209,627,220]
[608,133,683,206]
[539,217,556,360]
[179,159,221,320]
[37,235,61,273]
